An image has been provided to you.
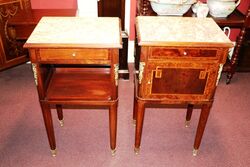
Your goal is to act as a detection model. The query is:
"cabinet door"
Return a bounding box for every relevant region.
[141,62,219,101]
[98,0,125,30]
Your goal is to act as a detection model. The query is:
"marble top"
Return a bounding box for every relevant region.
[136,16,233,47]
[25,17,122,48]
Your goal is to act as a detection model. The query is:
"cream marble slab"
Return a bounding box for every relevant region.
[25,17,122,48]
[136,16,233,47]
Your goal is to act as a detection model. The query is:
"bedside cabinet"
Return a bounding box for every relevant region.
[24,17,122,156]
[136,0,250,84]
[134,16,233,156]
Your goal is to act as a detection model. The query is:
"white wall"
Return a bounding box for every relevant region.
[76,0,98,17]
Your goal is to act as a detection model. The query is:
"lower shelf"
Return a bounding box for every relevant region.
[46,68,112,101]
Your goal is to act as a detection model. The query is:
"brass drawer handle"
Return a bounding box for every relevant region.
[183,51,187,56]
[72,53,76,57]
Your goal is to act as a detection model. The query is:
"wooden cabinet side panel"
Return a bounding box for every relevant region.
[110,49,119,100]
[138,47,148,97]
[28,49,38,63]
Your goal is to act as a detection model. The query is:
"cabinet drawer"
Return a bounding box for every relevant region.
[39,49,109,62]
[149,47,218,59]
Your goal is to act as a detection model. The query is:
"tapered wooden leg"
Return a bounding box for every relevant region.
[109,102,117,156]
[185,104,194,127]
[56,105,64,127]
[134,100,145,154]
[133,92,138,125]
[40,102,56,157]
[193,103,212,156]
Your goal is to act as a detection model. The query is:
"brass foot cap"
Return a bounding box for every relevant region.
[192,149,198,156]
[59,119,64,127]
[51,149,57,157]
[134,147,140,155]
[185,120,190,128]
[111,149,116,156]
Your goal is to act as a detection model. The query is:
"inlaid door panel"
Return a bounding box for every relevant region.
[151,68,208,94]
[140,62,219,101]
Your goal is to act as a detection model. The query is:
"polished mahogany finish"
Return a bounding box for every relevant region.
[136,0,250,84]
[0,0,30,70]
[134,16,232,155]
[24,17,121,156]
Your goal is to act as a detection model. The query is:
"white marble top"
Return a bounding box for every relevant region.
[136,16,233,47]
[25,17,122,48]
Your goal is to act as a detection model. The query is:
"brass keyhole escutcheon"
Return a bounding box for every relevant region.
[199,70,207,79]
[155,68,162,78]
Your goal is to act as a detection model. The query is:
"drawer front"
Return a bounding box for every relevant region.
[140,62,219,101]
[149,47,218,60]
[39,49,109,63]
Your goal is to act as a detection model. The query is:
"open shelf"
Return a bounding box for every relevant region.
[46,68,112,101]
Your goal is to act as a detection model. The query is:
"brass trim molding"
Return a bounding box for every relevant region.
[139,62,145,84]
[31,63,38,86]
[216,64,223,86]
[114,64,119,86]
